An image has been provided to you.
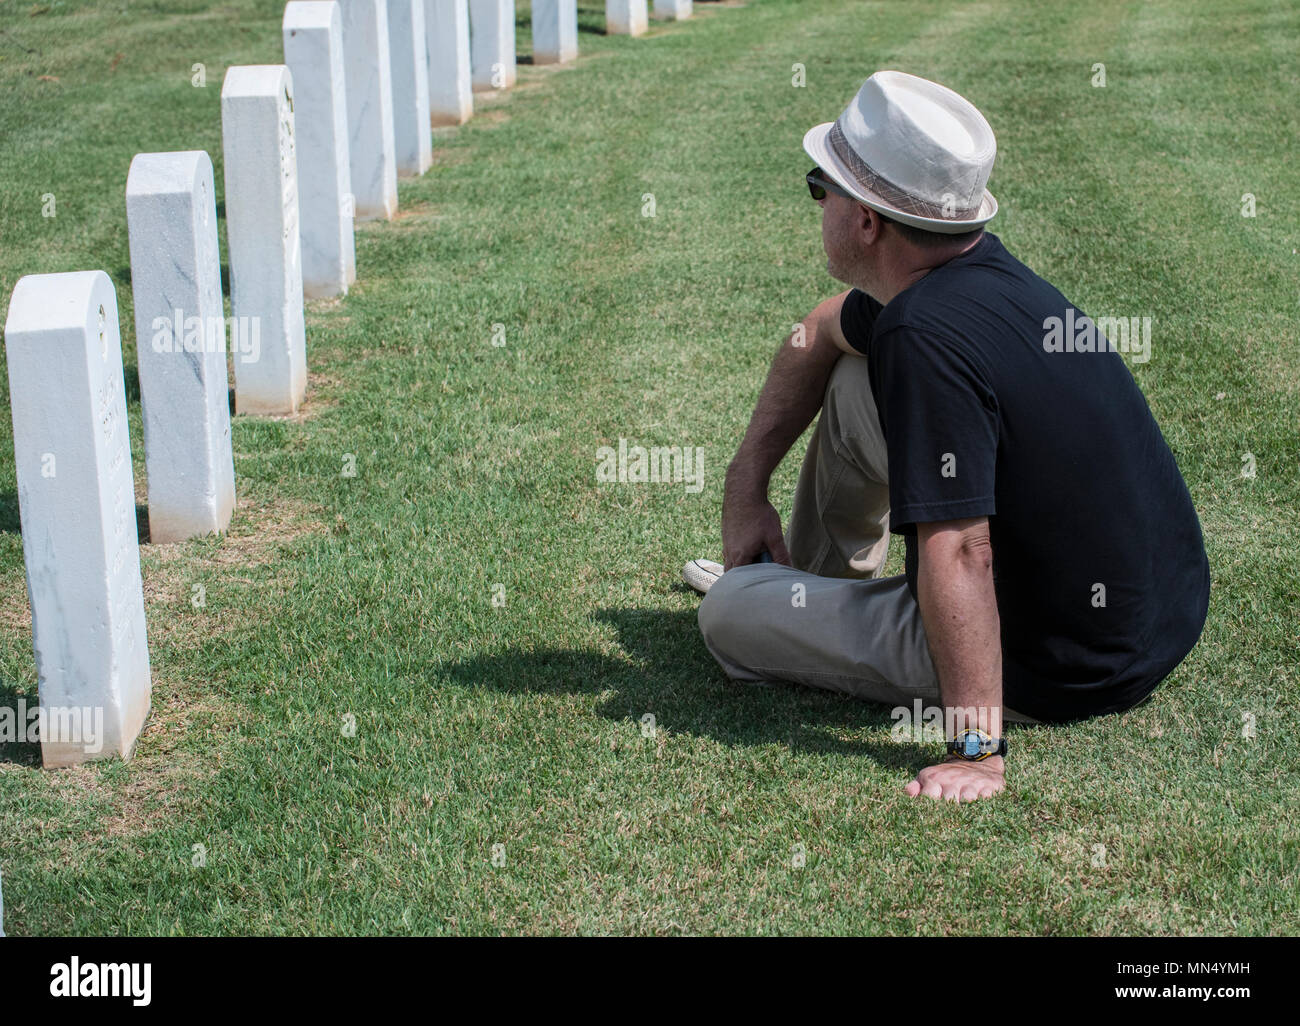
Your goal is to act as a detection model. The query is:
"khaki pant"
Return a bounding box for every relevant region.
[698,355,1039,724]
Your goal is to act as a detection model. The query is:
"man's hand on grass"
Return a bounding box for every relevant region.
[905,755,1005,802]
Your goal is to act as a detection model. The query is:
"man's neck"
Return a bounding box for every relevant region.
[867,232,985,305]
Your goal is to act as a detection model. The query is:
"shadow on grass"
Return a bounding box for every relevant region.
[0,491,19,534]
[122,362,141,403]
[442,606,934,773]
[0,679,42,767]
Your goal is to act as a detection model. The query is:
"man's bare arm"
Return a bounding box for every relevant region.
[722,290,859,569]
[906,516,1007,801]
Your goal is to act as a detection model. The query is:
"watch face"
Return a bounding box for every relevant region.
[962,733,982,757]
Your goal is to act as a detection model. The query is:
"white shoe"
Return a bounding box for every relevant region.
[683,558,725,595]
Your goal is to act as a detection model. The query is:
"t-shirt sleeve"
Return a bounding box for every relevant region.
[838,288,883,355]
[871,325,999,530]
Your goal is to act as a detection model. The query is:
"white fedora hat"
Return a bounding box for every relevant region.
[803,70,998,234]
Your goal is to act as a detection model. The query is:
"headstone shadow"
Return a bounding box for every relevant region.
[574,2,609,34]
[122,362,141,404]
[0,680,42,767]
[0,491,21,534]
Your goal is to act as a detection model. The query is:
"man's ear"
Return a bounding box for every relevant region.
[859,204,887,244]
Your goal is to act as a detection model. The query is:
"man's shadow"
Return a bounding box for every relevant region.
[441,606,934,773]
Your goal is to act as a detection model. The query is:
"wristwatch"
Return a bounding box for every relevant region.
[946,728,1007,761]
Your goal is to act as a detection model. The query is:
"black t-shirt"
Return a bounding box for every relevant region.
[839,232,1210,722]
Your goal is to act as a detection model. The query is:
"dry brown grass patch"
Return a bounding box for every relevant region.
[0,572,32,636]
[139,491,329,650]
[2,491,328,837]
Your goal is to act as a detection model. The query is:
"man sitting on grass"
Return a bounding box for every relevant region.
[685,70,1210,803]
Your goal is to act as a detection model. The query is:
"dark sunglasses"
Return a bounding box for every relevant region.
[806,166,896,223]
[806,166,858,202]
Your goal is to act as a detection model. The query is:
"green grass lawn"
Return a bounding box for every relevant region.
[0,0,1297,935]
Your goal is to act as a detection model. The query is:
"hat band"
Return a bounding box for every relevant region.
[828,121,982,221]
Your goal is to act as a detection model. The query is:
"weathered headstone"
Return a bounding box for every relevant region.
[388,0,434,175]
[125,150,237,544]
[653,0,690,19]
[532,0,577,65]
[468,0,516,92]
[425,0,473,124]
[3,271,153,768]
[283,0,357,296]
[606,0,648,35]
[220,65,309,415]
[339,0,399,220]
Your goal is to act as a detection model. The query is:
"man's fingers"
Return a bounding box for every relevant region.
[723,546,753,572]
[730,550,756,570]
[769,536,793,566]
[906,764,1005,801]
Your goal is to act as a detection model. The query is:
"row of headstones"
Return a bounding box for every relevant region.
[2,0,702,770]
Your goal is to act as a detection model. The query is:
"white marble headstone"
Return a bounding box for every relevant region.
[653,0,690,19]
[3,271,153,768]
[220,65,309,416]
[388,0,434,175]
[532,0,577,65]
[125,150,237,544]
[339,0,399,220]
[425,0,473,124]
[468,0,516,92]
[606,0,648,35]
[283,0,357,296]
